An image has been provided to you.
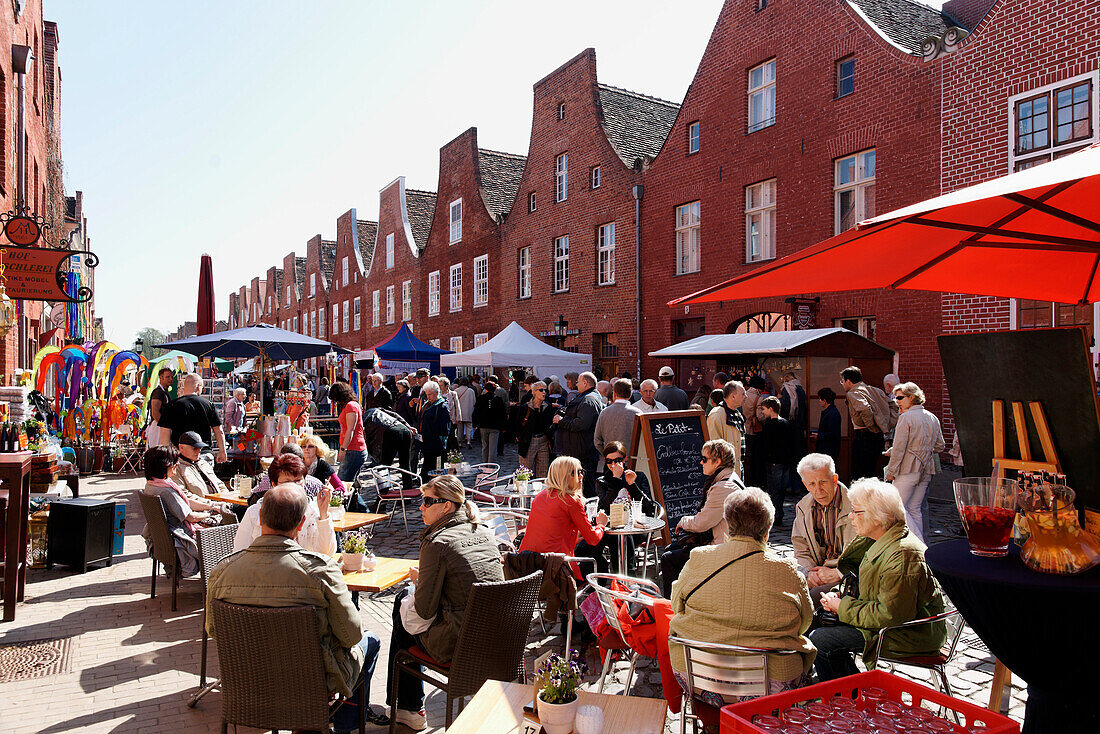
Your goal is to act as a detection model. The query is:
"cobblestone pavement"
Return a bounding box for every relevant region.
[0,448,1026,733]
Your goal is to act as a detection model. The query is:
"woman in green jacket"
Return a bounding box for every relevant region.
[811,478,946,681]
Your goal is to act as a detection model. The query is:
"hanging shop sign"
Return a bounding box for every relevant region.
[0,207,99,303]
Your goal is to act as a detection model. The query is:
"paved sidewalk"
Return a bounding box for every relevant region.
[0,449,1026,733]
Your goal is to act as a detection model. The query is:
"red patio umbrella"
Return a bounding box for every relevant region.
[197,253,215,336]
[670,143,1100,307]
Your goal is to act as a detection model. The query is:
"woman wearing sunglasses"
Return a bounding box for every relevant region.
[385,475,503,730]
[519,456,609,578]
[884,382,945,545]
[575,441,659,573]
[514,380,555,477]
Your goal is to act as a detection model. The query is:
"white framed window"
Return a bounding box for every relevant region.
[310,273,316,297]
[555,153,568,202]
[371,292,379,328]
[342,257,349,287]
[473,255,488,307]
[429,338,441,348]
[528,192,536,212]
[353,297,361,330]
[402,280,412,321]
[553,236,569,293]
[590,166,601,189]
[1009,72,1097,171]
[285,285,290,303]
[450,336,463,352]
[688,121,700,154]
[675,201,701,275]
[449,263,463,312]
[343,300,350,331]
[385,233,395,269]
[597,222,615,285]
[834,149,876,233]
[518,247,531,299]
[292,316,298,332]
[474,332,489,347]
[310,310,316,337]
[748,59,776,133]
[385,286,395,324]
[428,270,440,316]
[333,304,340,334]
[449,198,463,244]
[834,316,877,341]
[318,309,325,338]
[745,179,777,263]
[268,296,273,314]
[557,102,566,120]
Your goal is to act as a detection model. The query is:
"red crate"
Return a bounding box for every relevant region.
[720,670,1018,733]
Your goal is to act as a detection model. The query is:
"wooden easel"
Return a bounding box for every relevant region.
[985,399,1061,713]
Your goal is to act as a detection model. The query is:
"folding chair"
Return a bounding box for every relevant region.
[586,572,664,694]
[363,465,422,536]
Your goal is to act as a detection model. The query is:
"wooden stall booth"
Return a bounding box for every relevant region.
[649,327,895,481]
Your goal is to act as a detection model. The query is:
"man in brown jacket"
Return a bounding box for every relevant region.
[840,366,892,481]
[207,484,385,730]
[791,453,856,603]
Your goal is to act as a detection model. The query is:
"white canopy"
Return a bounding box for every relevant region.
[440,321,592,375]
[649,328,863,357]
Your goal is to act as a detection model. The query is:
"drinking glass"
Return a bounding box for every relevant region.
[953,477,1018,556]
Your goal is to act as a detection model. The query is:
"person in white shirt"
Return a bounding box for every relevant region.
[632,379,668,413]
[233,452,337,555]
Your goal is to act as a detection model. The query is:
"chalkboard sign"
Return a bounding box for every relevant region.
[630,410,711,543]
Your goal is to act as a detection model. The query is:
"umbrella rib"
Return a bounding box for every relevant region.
[1082,254,1100,305]
[1001,191,1100,236]
[889,243,967,289]
[907,217,1100,249]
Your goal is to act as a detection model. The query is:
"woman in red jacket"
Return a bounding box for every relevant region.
[519,456,609,577]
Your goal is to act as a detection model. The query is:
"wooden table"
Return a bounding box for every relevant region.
[448,680,667,733]
[206,490,250,506]
[339,555,417,593]
[0,453,32,621]
[332,511,387,533]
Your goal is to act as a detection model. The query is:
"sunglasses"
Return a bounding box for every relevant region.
[893,395,907,401]
[421,496,455,508]
[700,455,717,463]
[606,457,625,465]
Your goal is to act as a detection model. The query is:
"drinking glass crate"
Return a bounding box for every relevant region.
[720,670,1018,734]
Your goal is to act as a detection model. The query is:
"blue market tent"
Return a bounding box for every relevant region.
[362,323,453,375]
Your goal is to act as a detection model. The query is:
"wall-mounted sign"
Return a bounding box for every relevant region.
[0,244,99,303]
[4,215,41,245]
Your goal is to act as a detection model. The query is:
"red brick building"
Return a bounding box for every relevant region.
[330,210,379,358]
[264,264,282,327]
[938,0,1100,430]
[360,178,435,347]
[418,128,524,354]
[639,0,953,420]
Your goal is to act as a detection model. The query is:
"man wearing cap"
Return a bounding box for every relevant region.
[176,431,237,523]
[655,367,689,411]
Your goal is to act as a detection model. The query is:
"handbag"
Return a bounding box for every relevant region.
[813,572,859,627]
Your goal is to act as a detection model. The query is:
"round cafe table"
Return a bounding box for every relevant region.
[489,481,545,509]
[925,539,1100,734]
[603,516,666,574]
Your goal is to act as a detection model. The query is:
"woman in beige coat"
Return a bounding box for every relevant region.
[885,382,945,544]
[669,486,815,709]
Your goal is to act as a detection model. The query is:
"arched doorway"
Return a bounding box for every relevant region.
[728,312,791,334]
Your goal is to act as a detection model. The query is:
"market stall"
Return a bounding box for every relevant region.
[358,322,454,376]
[439,320,592,376]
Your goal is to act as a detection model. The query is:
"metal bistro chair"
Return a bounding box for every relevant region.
[188,523,240,708]
[137,492,184,612]
[635,500,667,577]
[362,465,423,536]
[668,636,802,734]
[874,608,967,720]
[211,600,366,734]
[388,571,543,731]
[586,572,664,694]
[481,509,530,551]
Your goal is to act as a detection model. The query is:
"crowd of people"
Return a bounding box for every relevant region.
[137,360,951,732]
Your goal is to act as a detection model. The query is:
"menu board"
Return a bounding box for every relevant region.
[630,410,711,543]
[206,378,227,421]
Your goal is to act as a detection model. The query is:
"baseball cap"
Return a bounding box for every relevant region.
[658,366,675,378]
[178,431,210,450]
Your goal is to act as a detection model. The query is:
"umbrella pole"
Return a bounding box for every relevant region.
[258,348,265,416]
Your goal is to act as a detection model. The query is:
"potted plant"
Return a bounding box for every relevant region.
[513,465,532,493]
[341,532,367,571]
[535,652,586,734]
[329,490,346,521]
[446,449,463,473]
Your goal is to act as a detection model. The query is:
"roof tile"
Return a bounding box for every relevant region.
[477,149,527,220]
[357,220,377,272]
[597,84,680,168]
[405,189,437,250]
[848,0,954,55]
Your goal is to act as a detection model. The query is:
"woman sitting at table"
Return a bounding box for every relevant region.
[385,475,503,730]
[670,487,815,708]
[141,445,214,577]
[300,433,346,494]
[253,444,325,498]
[518,456,609,577]
[810,478,946,681]
[660,438,744,596]
[233,452,336,555]
[574,441,659,573]
[245,393,260,416]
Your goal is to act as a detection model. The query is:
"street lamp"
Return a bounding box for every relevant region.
[134,337,144,355]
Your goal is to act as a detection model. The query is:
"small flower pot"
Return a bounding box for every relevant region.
[448,463,461,474]
[342,552,365,571]
[330,506,346,522]
[537,691,579,734]
[514,478,529,494]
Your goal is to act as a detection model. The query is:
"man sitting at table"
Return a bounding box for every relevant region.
[174,431,237,524]
[791,453,855,604]
[208,483,386,730]
[234,453,336,555]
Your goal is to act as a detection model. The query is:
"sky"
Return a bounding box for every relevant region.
[46,0,947,348]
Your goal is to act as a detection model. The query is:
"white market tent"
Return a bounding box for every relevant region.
[648,328,867,357]
[440,321,592,375]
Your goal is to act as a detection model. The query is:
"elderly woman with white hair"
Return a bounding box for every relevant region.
[669,487,815,707]
[885,382,945,544]
[810,478,946,682]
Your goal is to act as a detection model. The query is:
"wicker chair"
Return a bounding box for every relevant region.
[137,492,183,612]
[211,600,365,734]
[388,570,543,731]
[187,523,239,708]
